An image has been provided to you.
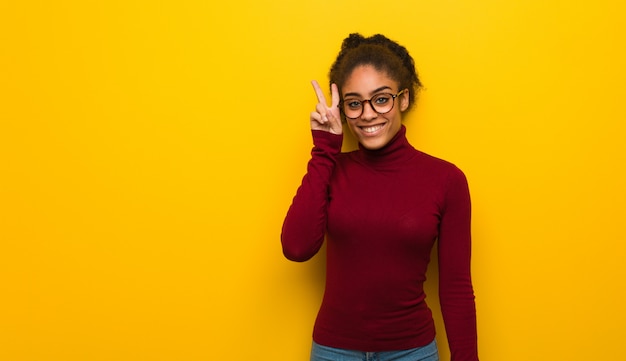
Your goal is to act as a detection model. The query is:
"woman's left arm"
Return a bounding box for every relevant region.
[438,167,479,361]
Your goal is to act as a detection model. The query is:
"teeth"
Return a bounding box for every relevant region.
[362,124,383,133]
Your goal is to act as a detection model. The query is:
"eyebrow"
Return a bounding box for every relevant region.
[343,86,393,98]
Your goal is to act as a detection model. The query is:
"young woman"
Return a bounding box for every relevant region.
[281,33,479,361]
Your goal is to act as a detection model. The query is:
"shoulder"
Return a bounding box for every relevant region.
[412,151,470,199]
[415,150,466,176]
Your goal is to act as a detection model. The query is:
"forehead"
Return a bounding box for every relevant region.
[342,65,398,96]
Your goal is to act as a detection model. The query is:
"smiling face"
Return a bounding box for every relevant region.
[342,65,409,150]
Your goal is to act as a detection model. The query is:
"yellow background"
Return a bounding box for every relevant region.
[1,1,625,360]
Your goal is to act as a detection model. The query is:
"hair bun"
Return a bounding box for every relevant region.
[342,33,366,50]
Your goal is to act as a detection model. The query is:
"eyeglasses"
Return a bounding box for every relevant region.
[339,89,407,120]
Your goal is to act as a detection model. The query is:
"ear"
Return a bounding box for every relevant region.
[400,89,410,112]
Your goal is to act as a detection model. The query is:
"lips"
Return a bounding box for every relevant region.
[359,123,385,135]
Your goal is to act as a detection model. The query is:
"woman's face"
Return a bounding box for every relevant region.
[341,65,409,150]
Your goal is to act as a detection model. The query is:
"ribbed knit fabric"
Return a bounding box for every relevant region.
[282,125,478,361]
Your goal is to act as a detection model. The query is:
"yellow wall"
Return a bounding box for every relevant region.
[1,1,625,360]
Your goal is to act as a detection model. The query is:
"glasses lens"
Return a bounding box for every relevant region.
[343,98,362,119]
[371,94,393,114]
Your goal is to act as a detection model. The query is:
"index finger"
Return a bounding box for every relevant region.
[330,83,340,108]
[311,80,328,106]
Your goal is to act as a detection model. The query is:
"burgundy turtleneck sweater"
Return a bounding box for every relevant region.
[281,126,478,361]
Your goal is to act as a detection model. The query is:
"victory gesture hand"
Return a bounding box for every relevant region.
[310,80,342,135]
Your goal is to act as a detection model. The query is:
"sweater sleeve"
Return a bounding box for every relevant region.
[281,130,343,262]
[437,167,479,361]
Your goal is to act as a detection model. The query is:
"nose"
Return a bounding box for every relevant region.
[360,100,378,121]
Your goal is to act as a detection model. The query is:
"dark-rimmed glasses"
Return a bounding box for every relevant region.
[339,89,407,120]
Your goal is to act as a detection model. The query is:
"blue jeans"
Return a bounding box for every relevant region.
[310,339,439,361]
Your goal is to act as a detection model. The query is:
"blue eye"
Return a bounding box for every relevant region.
[346,100,362,109]
[373,94,391,105]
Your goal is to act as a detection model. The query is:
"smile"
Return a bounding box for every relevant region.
[360,123,385,134]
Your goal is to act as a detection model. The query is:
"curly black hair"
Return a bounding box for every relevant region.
[329,33,422,113]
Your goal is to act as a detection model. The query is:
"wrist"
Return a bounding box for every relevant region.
[312,130,343,154]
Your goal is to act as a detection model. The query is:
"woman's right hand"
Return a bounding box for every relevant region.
[310,80,342,135]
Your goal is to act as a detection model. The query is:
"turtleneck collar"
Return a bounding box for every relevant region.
[355,125,417,166]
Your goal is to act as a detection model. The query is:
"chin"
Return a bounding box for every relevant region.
[359,137,388,150]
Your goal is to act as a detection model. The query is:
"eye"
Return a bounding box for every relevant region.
[345,99,362,109]
[373,94,391,105]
